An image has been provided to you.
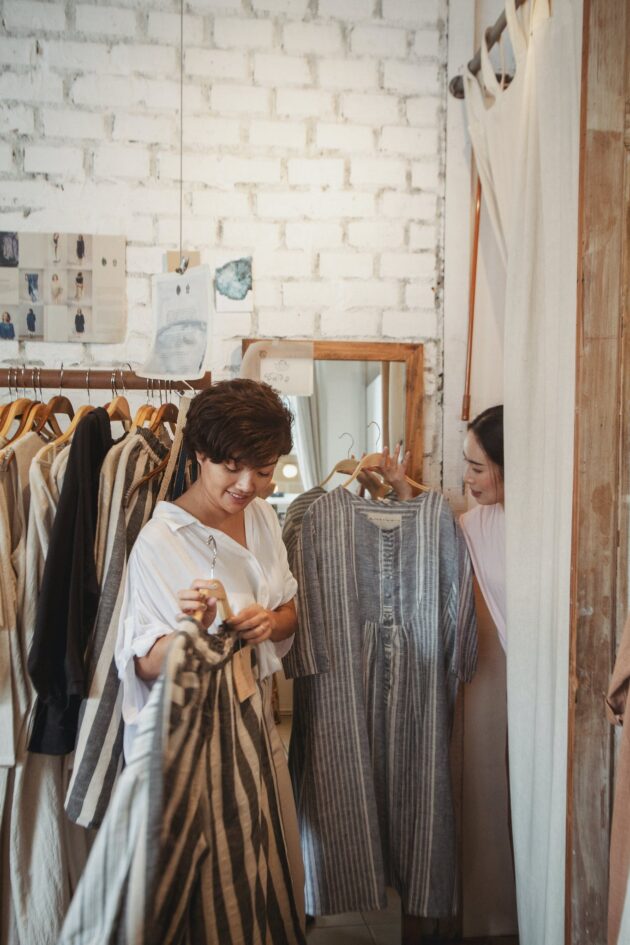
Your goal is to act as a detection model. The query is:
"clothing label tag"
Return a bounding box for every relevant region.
[233,646,256,703]
[364,512,403,530]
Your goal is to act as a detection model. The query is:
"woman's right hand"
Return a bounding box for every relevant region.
[177,580,218,631]
[367,443,414,500]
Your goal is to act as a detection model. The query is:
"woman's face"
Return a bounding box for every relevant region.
[463,431,504,505]
[2,312,9,322]
[195,454,277,516]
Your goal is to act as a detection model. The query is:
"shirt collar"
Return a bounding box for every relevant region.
[153,500,205,532]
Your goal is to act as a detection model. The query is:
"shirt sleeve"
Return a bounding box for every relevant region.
[114,534,179,726]
[259,498,298,606]
[254,500,298,665]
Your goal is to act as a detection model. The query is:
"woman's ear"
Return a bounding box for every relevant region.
[195,451,206,466]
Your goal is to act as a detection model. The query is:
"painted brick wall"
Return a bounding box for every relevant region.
[0,0,449,480]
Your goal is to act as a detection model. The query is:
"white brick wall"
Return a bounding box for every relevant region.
[0,0,450,481]
[3,1,65,33]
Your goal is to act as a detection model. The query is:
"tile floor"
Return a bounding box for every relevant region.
[277,717,518,945]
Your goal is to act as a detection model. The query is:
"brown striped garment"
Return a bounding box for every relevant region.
[65,428,169,828]
[59,622,306,945]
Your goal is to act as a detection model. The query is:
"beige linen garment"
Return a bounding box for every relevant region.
[607,614,630,945]
[0,437,88,945]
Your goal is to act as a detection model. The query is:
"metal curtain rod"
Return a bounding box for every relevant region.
[448,0,528,99]
[0,368,212,390]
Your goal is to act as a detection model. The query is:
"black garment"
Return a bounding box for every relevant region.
[26,310,36,332]
[75,312,85,333]
[76,237,85,260]
[28,408,114,754]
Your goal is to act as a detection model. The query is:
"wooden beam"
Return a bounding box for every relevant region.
[566,1,630,942]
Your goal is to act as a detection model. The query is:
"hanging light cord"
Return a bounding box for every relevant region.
[179,0,184,263]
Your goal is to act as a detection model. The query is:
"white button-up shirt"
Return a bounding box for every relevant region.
[115,498,297,757]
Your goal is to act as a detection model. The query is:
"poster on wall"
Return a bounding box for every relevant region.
[214,254,253,313]
[138,264,212,380]
[0,232,126,344]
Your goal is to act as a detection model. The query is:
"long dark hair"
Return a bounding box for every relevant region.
[468,405,503,478]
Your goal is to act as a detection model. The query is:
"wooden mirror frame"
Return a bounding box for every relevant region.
[242,340,424,480]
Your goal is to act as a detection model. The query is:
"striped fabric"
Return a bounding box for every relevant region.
[59,622,306,945]
[280,487,326,573]
[65,429,169,827]
[283,487,477,918]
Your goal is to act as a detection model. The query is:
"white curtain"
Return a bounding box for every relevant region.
[290,367,323,490]
[464,2,582,944]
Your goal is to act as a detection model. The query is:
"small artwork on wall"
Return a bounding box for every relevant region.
[0,232,18,268]
[0,231,126,344]
[214,254,253,313]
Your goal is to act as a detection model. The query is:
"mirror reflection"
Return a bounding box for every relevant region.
[268,359,407,521]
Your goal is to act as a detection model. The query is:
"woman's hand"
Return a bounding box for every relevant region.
[228,604,276,645]
[228,599,297,645]
[368,443,414,500]
[177,580,218,632]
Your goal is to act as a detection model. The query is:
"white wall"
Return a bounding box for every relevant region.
[0,0,454,482]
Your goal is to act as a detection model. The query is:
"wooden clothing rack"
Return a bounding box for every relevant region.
[448,0,528,98]
[0,367,212,391]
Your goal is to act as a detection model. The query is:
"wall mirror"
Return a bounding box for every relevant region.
[242,340,424,511]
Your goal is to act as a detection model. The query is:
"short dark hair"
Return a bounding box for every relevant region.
[183,378,293,467]
[468,405,503,477]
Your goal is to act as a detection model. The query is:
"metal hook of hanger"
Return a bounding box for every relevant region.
[58,362,64,398]
[338,431,355,459]
[86,366,91,404]
[31,367,36,400]
[177,378,195,397]
[124,362,133,396]
[367,420,381,451]
[110,369,116,400]
[37,366,43,402]
[20,364,26,398]
[175,257,189,276]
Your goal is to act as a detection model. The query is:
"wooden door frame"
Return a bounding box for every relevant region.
[566,1,630,942]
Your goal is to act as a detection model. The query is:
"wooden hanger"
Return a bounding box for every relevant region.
[125,451,170,502]
[342,451,431,493]
[32,394,74,438]
[0,397,35,440]
[195,580,234,625]
[132,403,155,428]
[7,400,47,443]
[150,401,178,433]
[318,456,359,488]
[106,395,132,423]
[194,581,255,702]
[53,403,95,448]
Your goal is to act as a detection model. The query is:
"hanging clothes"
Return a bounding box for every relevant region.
[0,433,89,945]
[65,428,170,827]
[28,408,114,754]
[283,487,477,917]
[59,622,306,945]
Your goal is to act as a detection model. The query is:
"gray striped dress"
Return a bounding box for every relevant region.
[59,622,306,945]
[282,487,477,918]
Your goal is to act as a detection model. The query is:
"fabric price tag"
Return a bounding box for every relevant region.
[233,645,256,703]
[364,512,403,530]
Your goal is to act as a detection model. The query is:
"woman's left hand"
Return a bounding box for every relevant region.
[228,604,276,645]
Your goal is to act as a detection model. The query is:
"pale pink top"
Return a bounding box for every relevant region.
[459,503,506,651]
